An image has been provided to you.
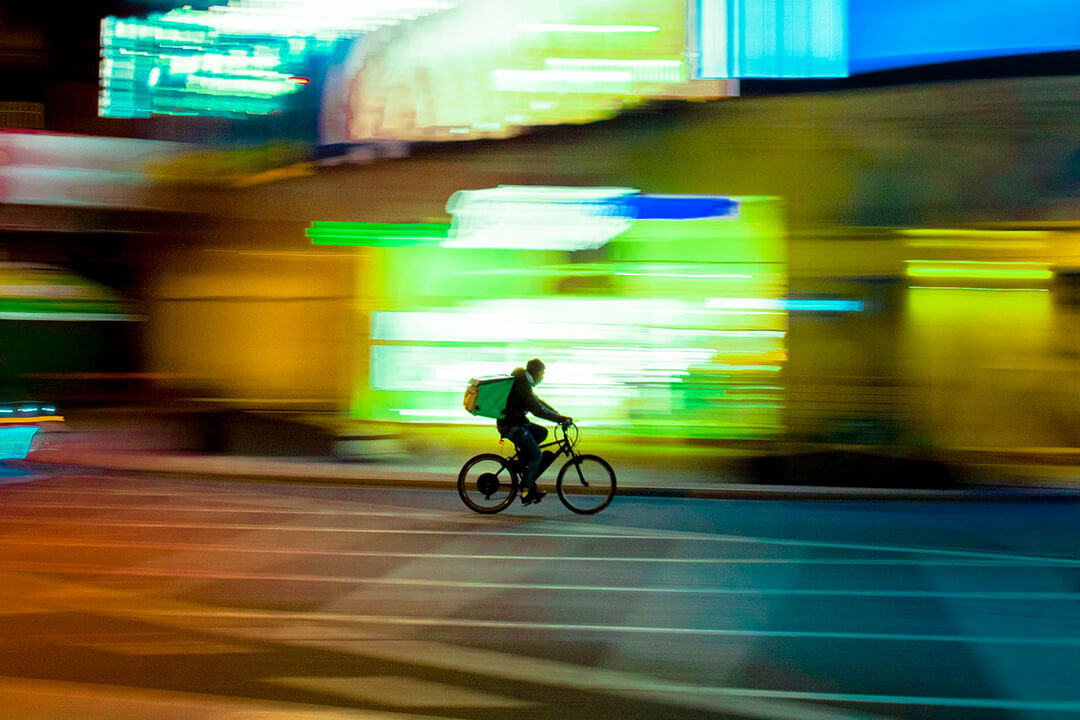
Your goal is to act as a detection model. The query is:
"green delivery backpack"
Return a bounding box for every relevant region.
[464,375,514,419]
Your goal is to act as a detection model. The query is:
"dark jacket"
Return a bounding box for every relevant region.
[498,367,565,431]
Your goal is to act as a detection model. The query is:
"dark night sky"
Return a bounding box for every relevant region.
[0,0,217,82]
[1,1,118,82]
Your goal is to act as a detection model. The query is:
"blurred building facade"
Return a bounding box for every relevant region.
[1,74,1078,452]
[0,0,1078,453]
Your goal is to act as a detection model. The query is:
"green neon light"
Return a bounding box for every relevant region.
[905,260,1050,265]
[905,260,1053,281]
[905,240,1048,249]
[900,229,1050,239]
[0,298,136,320]
[906,268,1053,280]
[615,272,752,279]
[908,286,1051,292]
[307,222,450,247]
[459,262,760,279]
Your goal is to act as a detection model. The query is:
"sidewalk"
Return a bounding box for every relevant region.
[17,428,1080,502]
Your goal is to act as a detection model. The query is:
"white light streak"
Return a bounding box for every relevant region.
[516,23,661,33]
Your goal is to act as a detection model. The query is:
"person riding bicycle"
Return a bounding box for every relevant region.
[497,358,572,506]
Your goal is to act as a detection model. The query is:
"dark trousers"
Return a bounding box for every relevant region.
[502,422,548,491]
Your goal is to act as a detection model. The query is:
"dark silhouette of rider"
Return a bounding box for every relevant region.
[497,358,571,505]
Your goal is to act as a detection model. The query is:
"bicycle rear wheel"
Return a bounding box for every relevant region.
[556,454,616,514]
[458,453,518,514]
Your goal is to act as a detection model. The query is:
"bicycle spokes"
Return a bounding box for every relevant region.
[458,425,614,515]
[458,453,519,514]
[557,454,616,515]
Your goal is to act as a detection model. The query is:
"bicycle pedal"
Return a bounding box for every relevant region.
[521,490,546,506]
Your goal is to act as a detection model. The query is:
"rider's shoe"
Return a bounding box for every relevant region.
[520,488,546,506]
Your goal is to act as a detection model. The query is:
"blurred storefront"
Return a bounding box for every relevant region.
[309,190,787,440]
[1,73,1079,453]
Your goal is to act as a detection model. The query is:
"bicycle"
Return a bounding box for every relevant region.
[457,423,616,515]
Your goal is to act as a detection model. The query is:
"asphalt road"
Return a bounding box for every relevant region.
[1,472,1079,720]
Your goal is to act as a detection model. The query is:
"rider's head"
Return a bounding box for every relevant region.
[526,358,546,385]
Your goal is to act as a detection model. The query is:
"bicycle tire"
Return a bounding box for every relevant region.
[458,453,518,514]
[556,454,616,515]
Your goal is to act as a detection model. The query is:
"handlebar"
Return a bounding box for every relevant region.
[554,420,580,450]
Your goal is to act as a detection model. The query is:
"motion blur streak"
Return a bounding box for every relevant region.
[2,1,1080,718]
[307,187,784,437]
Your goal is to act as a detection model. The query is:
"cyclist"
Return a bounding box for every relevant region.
[497,358,572,506]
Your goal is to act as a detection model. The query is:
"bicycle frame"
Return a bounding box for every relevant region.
[539,423,578,459]
[527,423,578,479]
[508,423,579,482]
[459,422,614,514]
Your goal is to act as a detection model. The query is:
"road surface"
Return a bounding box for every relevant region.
[1,471,1078,719]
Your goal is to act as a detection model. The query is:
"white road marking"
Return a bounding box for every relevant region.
[6,486,255,499]
[1,516,1078,567]
[0,502,473,521]
[118,607,1080,646]
[0,536,1048,566]
[8,562,1080,602]
[309,639,891,720]
[669,688,1080,713]
[8,483,1075,717]
[267,676,533,709]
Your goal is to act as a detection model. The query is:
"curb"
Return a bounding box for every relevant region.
[18,457,1080,503]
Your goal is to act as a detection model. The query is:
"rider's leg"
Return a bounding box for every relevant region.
[527,422,561,477]
[526,422,548,446]
[525,422,551,487]
[508,425,542,494]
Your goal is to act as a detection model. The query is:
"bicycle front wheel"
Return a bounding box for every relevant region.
[556,454,616,514]
[458,453,518,514]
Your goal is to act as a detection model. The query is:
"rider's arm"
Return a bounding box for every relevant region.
[526,390,569,424]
